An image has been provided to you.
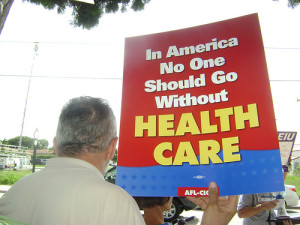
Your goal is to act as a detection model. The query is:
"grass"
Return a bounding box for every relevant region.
[285,174,300,197]
[0,170,32,185]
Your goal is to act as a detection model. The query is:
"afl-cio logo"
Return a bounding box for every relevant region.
[178,187,210,197]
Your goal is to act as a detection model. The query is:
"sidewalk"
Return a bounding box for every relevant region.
[0,185,11,198]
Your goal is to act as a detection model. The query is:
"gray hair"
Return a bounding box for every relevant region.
[55,96,117,156]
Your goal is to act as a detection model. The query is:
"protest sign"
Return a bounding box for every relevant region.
[278,132,297,166]
[116,13,284,196]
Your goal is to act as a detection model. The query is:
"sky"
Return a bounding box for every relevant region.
[0,0,300,147]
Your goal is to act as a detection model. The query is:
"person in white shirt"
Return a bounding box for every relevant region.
[0,96,144,225]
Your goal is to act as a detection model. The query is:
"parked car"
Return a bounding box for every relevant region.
[32,158,48,165]
[104,165,117,184]
[285,184,299,207]
[40,159,48,165]
[104,166,197,222]
[163,196,196,222]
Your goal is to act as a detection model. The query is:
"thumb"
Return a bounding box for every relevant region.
[208,181,219,206]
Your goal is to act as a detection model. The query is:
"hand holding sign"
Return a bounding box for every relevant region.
[188,182,238,225]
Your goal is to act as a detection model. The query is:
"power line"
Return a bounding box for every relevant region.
[0,40,113,45]
[265,47,300,50]
[0,74,122,80]
[0,40,300,50]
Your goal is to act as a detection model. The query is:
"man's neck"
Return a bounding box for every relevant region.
[60,151,108,175]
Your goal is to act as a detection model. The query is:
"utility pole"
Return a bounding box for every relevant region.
[32,128,39,173]
[19,42,38,150]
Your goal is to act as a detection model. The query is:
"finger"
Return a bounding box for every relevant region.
[187,196,209,202]
[187,196,209,209]
[208,181,219,206]
[227,195,238,208]
[218,195,238,213]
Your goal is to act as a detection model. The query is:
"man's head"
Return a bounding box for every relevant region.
[55,96,117,157]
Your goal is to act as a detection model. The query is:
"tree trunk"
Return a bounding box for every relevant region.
[0,0,14,35]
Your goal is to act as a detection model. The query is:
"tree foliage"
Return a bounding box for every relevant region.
[288,0,300,8]
[5,136,49,150]
[37,139,49,150]
[24,0,151,29]
[273,0,300,8]
[7,136,33,149]
[0,139,8,145]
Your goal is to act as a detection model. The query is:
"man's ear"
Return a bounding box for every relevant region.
[53,137,59,156]
[106,137,118,161]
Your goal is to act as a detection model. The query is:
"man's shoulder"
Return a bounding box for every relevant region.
[74,179,139,213]
[90,179,132,197]
[75,175,131,198]
[7,172,39,189]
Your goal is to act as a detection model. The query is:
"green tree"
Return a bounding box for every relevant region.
[288,0,300,8]
[6,136,50,149]
[2,0,300,33]
[22,0,300,29]
[6,136,20,146]
[37,139,49,150]
[24,0,150,29]
[19,136,34,149]
[7,136,34,149]
[1,139,8,145]
[273,0,300,7]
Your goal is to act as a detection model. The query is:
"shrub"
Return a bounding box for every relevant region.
[0,171,31,185]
